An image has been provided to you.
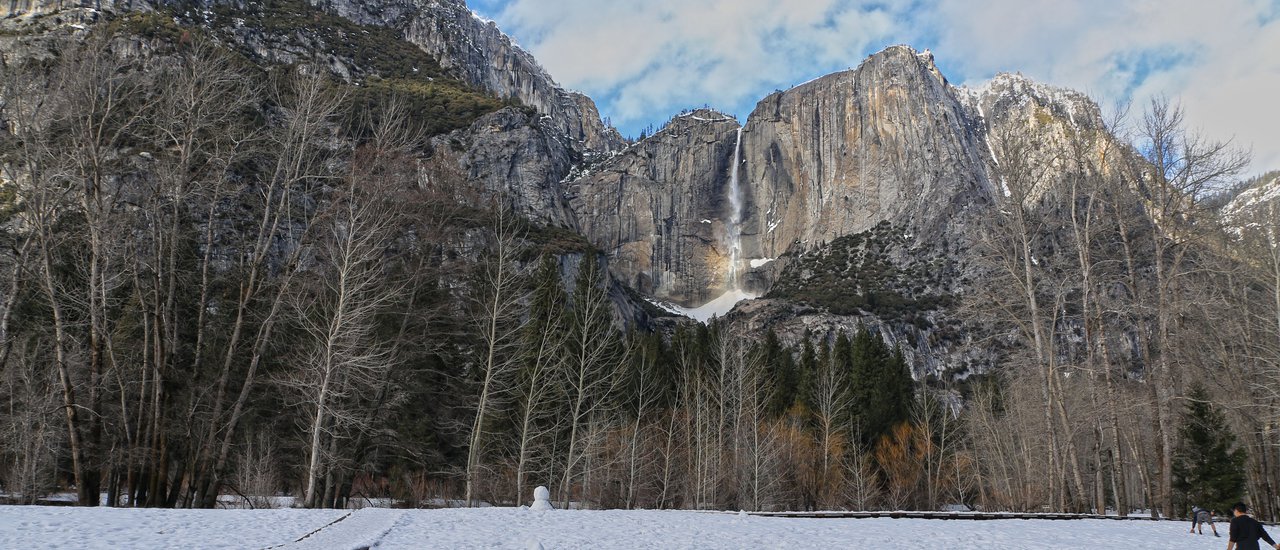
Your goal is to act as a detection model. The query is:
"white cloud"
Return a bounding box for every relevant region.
[920,0,1280,172]
[484,0,1280,173]
[491,0,898,125]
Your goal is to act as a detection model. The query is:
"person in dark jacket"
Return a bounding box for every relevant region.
[1227,502,1280,550]
[1193,505,1220,536]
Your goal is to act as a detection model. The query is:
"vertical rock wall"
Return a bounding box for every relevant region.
[742,46,992,259]
[569,111,741,305]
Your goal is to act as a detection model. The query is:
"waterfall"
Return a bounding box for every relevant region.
[726,126,745,290]
[657,123,757,323]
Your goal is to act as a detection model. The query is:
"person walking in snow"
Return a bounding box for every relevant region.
[1191,505,1219,536]
[1227,502,1280,550]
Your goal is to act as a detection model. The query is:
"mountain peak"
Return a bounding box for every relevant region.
[669,109,738,126]
[856,43,949,88]
[961,71,1104,132]
[868,43,924,59]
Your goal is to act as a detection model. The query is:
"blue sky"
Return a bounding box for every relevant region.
[471,0,1280,173]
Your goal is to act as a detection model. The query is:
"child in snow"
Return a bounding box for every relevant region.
[1191,505,1219,536]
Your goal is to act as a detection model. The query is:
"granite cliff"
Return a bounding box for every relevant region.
[310,0,624,155]
[567,45,1115,304]
[569,110,741,303]
[562,44,1134,375]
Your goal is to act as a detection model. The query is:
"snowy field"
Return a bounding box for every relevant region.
[0,506,1238,549]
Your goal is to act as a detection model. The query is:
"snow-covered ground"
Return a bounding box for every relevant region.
[0,506,347,549]
[0,506,1236,549]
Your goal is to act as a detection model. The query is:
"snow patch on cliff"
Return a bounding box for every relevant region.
[647,289,758,323]
[1224,175,1280,220]
[680,289,758,322]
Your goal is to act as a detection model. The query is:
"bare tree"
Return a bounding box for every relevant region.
[844,446,881,511]
[559,253,628,507]
[677,337,719,509]
[1211,196,1280,520]
[1058,111,1135,515]
[511,255,569,506]
[0,59,37,380]
[979,121,1087,510]
[733,343,781,511]
[914,385,969,511]
[0,339,64,503]
[875,422,924,510]
[131,38,257,507]
[7,37,150,506]
[278,167,403,508]
[464,205,528,506]
[231,432,282,509]
[618,334,667,509]
[190,68,344,508]
[808,335,850,509]
[1133,96,1248,515]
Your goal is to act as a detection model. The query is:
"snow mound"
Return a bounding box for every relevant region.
[530,486,554,511]
[672,289,758,322]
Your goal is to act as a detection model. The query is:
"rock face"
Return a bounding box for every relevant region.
[425,107,578,227]
[306,0,628,226]
[742,46,992,259]
[742,48,1112,259]
[1,0,117,19]
[964,71,1118,208]
[569,110,741,305]
[725,298,985,377]
[310,0,624,154]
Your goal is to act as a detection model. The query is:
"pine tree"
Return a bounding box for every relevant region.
[883,345,914,432]
[832,331,855,429]
[762,331,798,416]
[848,326,913,447]
[1173,385,1245,516]
[796,333,818,413]
[833,331,853,376]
